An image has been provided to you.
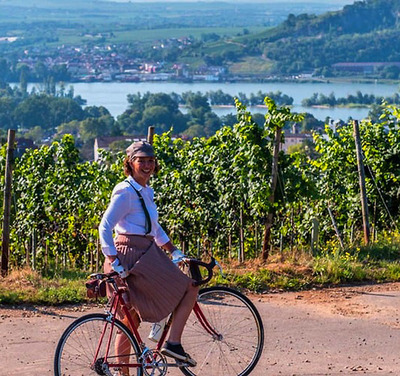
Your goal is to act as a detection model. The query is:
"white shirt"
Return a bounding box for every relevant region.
[99,175,170,256]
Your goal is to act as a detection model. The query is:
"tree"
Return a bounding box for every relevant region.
[79,115,116,143]
[382,65,400,79]
[14,94,84,132]
[261,97,304,260]
[34,61,48,82]
[0,59,9,83]
[24,126,46,144]
[0,97,17,129]
[141,105,173,132]
[56,120,81,140]
[203,112,222,136]
[14,94,53,130]
[121,92,187,134]
[185,93,211,113]
[220,113,237,127]
[17,64,29,93]
[185,93,213,128]
[117,110,144,134]
[49,97,85,126]
[127,92,150,113]
[145,93,179,114]
[84,106,111,119]
[182,124,204,138]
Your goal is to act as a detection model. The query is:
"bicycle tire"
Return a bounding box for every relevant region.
[54,313,143,376]
[180,286,264,376]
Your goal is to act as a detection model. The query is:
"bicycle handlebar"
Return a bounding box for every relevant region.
[186,257,217,286]
[88,270,119,281]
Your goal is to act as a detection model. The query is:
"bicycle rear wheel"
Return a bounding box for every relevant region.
[180,286,264,376]
[54,313,143,376]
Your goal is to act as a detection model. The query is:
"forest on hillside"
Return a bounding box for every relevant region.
[199,0,400,76]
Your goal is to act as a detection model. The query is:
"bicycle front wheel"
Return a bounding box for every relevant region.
[180,286,264,376]
[54,313,143,376]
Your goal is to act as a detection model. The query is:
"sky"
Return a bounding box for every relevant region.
[109,0,355,3]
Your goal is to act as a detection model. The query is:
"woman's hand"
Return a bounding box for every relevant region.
[171,249,186,262]
[110,257,129,279]
[162,241,187,264]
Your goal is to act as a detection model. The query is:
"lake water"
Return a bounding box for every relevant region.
[31,80,400,121]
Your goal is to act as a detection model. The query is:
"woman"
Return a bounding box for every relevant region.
[99,141,198,372]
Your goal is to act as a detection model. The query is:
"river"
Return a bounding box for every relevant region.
[31,80,400,121]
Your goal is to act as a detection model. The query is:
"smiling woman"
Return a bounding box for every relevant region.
[98,140,199,371]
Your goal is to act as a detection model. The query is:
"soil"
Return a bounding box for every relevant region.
[1,281,399,376]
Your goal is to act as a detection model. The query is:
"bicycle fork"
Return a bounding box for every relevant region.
[193,302,223,340]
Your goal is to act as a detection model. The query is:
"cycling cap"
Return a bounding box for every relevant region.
[126,141,155,158]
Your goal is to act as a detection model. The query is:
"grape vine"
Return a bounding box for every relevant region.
[2,99,400,271]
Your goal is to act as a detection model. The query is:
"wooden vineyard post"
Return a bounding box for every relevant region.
[147,126,155,145]
[1,129,15,277]
[239,207,244,263]
[311,218,319,255]
[353,120,370,245]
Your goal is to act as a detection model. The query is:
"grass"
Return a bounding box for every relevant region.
[41,26,266,49]
[112,27,265,44]
[0,268,89,305]
[1,244,400,305]
[228,56,274,75]
[212,244,400,293]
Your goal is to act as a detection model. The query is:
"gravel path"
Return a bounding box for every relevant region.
[1,282,399,375]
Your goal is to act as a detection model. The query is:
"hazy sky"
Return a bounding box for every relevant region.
[109,0,354,3]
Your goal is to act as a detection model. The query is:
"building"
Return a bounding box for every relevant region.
[15,138,37,158]
[281,125,313,153]
[281,133,313,153]
[332,62,400,75]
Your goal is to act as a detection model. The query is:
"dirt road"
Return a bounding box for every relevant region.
[1,282,399,376]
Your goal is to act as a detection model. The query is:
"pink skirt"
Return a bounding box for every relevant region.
[104,235,192,322]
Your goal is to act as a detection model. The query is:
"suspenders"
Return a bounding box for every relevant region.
[125,180,152,234]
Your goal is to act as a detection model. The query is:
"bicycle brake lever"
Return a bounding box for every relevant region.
[214,259,226,278]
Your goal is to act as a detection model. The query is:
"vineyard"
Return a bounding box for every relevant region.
[1,98,400,280]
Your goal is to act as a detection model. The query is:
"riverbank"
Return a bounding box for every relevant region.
[39,75,400,86]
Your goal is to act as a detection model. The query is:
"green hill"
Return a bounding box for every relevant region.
[187,0,400,77]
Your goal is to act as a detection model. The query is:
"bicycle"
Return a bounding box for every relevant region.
[54,257,264,376]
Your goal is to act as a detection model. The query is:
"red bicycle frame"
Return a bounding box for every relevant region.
[90,257,221,372]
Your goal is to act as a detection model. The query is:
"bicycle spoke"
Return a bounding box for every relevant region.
[54,314,143,376]
[180,286,264,376]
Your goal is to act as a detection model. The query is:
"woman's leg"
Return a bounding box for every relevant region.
[167,282,199,343]
[116,308,140,376]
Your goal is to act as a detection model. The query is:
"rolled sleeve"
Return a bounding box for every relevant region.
[154,222,170,247]
[99,187,131,256]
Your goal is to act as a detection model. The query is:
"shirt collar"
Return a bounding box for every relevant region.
[127,175,145,191]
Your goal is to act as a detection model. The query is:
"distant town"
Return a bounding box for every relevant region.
[14,37,400,84]
[8,36,322,84]
[15,39,233,84]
